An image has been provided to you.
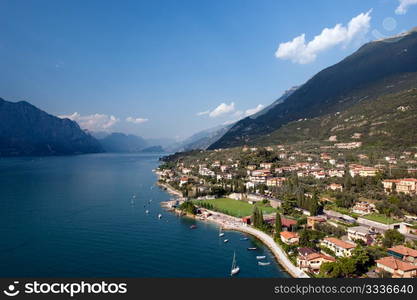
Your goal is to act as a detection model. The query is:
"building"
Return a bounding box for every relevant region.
[349,165,377,177]
[347,226,376,245]
[382,178,417,195]
[352,202,375,215]
[280,231,299,245]
[387,245,417,265]
[307,216,326,230]
[179,177,189,187]
[376,256,417,278]
[260,162,273,169]
[281,216,297,230]
[297,252,336,273]
[320,237,356,257]
[334,142,362,149]
[328,169,345,178]
[266,177,286,187]
[327,183,343,191]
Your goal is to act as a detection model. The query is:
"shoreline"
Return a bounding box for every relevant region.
[198,209,309,278]
[156,177,309,278]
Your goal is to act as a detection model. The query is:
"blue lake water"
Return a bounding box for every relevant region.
[0,153,288,278]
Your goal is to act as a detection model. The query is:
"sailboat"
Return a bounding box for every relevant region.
[256,256,266,260]
[258,261,271,266]
[158,213,162,219]
[230,251,240,276]
[219,227,224,237]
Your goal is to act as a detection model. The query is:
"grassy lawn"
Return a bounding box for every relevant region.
[193,198,276,218]
[362,213,398,225]
[325,204,360,218]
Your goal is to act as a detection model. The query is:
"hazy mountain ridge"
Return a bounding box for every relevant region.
[98,132,148,153]
[0,98,103,156]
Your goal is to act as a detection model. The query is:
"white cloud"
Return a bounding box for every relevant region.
[205,102,235,118]
[223,120,238,125]
[126,116,149,124]
[275,10,372,64]
[196,110,210,116]
[58,112,119,132]
[245,104,265,116]
[395,0,417,14]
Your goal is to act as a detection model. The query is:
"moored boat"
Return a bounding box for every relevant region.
[230,251,240,276]
[256,256,266,260]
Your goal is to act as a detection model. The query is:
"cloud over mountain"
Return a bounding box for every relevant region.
[59,112,119,131]
[395,0,417,14]
[275,10,372,64]
[126,116,148,124]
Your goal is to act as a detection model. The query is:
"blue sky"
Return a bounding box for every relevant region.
[1,0,416,140]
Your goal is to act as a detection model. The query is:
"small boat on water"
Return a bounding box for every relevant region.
[240,237,248,241]
[190,225,197,229]
[230,251,240,276]
[219,227,225,237]
[258,261,271,266]
[256,256,266,260]
[158,213,162,219]
[247,247,257,251]
[224,239,229,243]
[145,210,149,214]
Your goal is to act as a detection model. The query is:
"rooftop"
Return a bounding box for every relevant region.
[323,237,356,249]
[376,256,417,272]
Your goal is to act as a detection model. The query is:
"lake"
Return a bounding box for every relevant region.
[0,153,289,278]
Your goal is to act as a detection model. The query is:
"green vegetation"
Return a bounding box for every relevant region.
[382,229,405,248]
[194,198,276,218]
[319,245,386,278]
[179,201,197,215]
[275,212,282,238]
[362,214,398,225]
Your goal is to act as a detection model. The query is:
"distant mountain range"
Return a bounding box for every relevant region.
[97,132,148,153]
[167,123,234,152]
[209,28,417,149]
[0,98,103,156]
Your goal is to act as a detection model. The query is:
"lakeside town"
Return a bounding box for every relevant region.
[156,142,417,278]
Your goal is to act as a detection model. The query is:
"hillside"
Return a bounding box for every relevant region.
[209,29,417,149]
[253,86,417,151]
[0,98,103,156]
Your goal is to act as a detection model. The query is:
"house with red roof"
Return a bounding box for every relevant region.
[297,251,336,274]
[280,231,299,245]
[320,237,356,257]
[376,256,417,278]
[388,245,417,265]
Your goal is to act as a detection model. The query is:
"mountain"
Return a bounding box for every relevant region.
[169,123,234,152]
[253,86,417,150]
[98,132,148,153]
[0,98,103,156]
[209,28,417,149]
[139,145,165,153]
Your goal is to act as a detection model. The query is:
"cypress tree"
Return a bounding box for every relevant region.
[275,212,282,238]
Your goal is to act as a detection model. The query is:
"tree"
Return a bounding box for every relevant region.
[252,206,264,229]
[179,201,197,215]
[309,192,319,216]
[275,212,282,238]
[382,229,405,248]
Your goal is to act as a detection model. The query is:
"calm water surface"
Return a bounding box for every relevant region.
[0,153,288,277]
